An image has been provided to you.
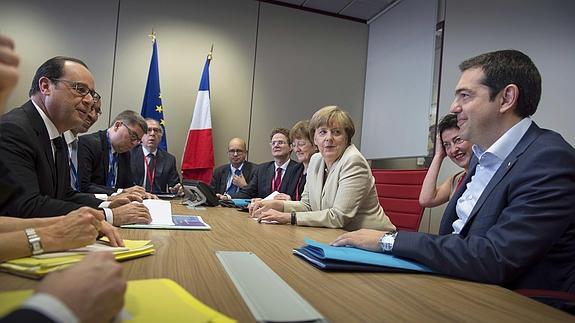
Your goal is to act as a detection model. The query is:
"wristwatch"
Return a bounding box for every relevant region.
[379,231,397,253]
[25,228,44,255]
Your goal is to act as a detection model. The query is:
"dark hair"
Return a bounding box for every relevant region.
[29,56,89,96]
[459,49,541,117]
[270,128,291,145]
[437,114,458,137]
[113,110,148,134]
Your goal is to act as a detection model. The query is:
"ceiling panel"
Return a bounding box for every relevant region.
[265,0,398,22]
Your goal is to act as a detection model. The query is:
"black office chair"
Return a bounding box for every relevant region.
[515,289,575,314]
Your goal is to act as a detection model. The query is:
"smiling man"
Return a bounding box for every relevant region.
[225,128,302,200]
[332,50,575,304]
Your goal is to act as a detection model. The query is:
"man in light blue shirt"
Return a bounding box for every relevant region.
[333,50,575,307]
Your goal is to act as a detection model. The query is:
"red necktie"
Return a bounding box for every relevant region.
[273,168,282,191]
[456,172,467,191]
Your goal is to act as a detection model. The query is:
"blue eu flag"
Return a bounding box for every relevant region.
[141,36,168,151]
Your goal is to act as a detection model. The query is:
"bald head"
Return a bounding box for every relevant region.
[228,137,247,168]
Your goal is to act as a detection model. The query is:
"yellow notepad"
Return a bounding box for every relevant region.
[0,240,154,278]
[0,279,236,322]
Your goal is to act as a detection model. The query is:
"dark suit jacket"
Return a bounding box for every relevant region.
[394,123,575,292]
[0,308,55,323]
[130,145,181,193]
[0,101,102,217]
[210,161,258,194]
[78,130,135,194]
[232,160,303,200]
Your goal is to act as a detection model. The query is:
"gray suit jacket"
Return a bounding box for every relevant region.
[394,123,575,292]
[284,144,396,231]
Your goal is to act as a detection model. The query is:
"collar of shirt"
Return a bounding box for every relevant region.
[106,129,118,154]
[142,145,157,157]
[63,130,78,145]
[229,163,244,174]
[471,117,532,167]
[275,159,290,172]
[31,99,60,140]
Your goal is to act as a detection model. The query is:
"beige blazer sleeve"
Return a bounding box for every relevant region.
[284,145,395,231]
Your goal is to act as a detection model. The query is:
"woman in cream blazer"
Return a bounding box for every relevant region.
[251,106,395,231]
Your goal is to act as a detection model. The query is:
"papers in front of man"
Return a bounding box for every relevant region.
[294,238,437,273]
[0,279,236,323]
[0,239,154,279]
[121,199,211,230]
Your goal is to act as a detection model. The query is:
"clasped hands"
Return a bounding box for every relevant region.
[248,199,290,224]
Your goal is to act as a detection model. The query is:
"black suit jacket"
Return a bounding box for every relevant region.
[0,308,55,323]
[130,145,181,193]
[210,161,258,194]
[0,101,102,217]
[232,160,303,200]
[394,123,575,292]
[78,130,134,194]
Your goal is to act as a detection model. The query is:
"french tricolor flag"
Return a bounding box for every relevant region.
[181,52,214,183]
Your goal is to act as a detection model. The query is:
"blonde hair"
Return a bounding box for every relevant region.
[309,105,355,145]
[290,120,312,143]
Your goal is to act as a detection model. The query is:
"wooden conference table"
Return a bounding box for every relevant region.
[0,203,572,322]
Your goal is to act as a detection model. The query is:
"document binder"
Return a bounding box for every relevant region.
[294,238,436,273]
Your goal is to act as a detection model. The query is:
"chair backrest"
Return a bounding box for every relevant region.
[372,169,428,232]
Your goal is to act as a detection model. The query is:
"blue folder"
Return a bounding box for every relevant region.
[293,238,436,273]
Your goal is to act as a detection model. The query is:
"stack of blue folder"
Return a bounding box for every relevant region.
[293,238,436,273]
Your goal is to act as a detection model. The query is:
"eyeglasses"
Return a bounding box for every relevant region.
[51,78,101,103]
[147,127,162,134]
[291,140,310,148]
[270,140,287,147]
[228,149,245,155]
[121,122,142,143]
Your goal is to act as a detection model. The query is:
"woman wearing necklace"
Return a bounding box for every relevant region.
[251,106,395,231]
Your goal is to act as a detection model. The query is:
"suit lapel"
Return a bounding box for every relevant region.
[23,102,58,190]
[460,123,540,234]
[221,166,231,192]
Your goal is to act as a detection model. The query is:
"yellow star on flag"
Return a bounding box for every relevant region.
[155,105,163,113]
[160,119,166,126]
[158,92,162,99]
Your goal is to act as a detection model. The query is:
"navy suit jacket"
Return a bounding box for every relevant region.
[394,123,575,292]
[78,130,135,194]
[0,101,102,217]
[232,160,303,200]
[210,161,258,194]
[0,308,55,323]
[130,145,181,193]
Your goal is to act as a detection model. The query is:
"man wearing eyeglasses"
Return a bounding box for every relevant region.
[0,56,139,222]
[78,110,149,197]
[221,128,303,200]
[211,137,258,194]
[130,118,183,195]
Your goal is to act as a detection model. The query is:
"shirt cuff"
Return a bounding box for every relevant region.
[95,194,108,201]
[99,201,111,208]
[102,207,114,224]
[21,293,79,323]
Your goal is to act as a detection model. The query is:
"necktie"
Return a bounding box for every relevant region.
[52,136,67,195]
[455,171,467,191]
[273,167,282,191]
[226,169,242,194]
[69,139,79,191]
[107,152,117,188]
[145,153,155,192]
